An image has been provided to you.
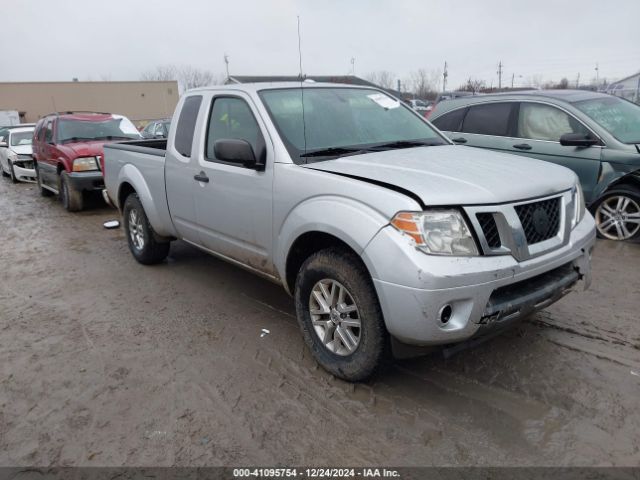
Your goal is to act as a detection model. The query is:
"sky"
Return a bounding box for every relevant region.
[2,0,639,90]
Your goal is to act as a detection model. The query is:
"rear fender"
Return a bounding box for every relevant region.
[117,163,173,237]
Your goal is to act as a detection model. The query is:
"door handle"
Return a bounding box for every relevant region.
[513,143,532,150]
[451,137,467,144]
[194,172,209,183]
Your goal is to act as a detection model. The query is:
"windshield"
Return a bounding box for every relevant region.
[259,87,445,163]
[10,131,33,146]
[573,96,640,144]
[58,116,141,144]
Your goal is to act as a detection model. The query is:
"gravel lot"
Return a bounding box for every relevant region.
[0,178,639,467]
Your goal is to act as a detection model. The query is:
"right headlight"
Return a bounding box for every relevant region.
[572,182,585,229]
[391,209,479,256]
[72,156,99,172]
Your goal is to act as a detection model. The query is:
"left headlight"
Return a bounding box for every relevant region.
[72,156,99,172]
[572,182,585,229]
[391,209,479,256]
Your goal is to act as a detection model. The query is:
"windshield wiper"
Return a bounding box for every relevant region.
[61,136,99,144]
[369,140,443,151]
[300,146,369,158]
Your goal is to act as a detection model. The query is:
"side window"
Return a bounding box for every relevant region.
[432,108,467,132]
[174,95,203,157]
[44,121,54,143]
[518,103,589,142]
[205,97,264,163]
[462,102,514,136]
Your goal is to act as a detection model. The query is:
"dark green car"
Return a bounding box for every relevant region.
[430,90,640,241]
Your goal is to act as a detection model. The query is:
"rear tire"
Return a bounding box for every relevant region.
[123,193,170,265]
[60,171,83,212]
[294,248,388,382]
[592,186,640,241]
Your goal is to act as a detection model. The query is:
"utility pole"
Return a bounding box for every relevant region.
[576,72,580,89]
[397,79,401,93]
[350,57,355,75]
[497,61,503,90]
[443,61,448,93]
[224,54,230,80]
[595,63,599,85]
[511,73,514,89]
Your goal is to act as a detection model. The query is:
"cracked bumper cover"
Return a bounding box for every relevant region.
[362,212,596,346]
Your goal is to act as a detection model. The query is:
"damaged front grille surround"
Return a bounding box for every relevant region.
[465,190,573,262]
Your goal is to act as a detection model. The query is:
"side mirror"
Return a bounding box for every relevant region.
[214,139,260,169]
[560,133,599,147]
[0,141,7,148]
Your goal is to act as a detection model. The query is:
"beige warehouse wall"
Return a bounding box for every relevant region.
[0,81,179,124]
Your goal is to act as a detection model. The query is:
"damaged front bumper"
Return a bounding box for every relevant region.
[363,212,596,351]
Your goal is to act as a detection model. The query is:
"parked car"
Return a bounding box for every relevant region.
[429,90,640,241]
[141,119,171,139]
[0,110,20,127]
[32,112,141,211]
[406,99,432,116]
[104,83,595,382]
[0,125,36,183]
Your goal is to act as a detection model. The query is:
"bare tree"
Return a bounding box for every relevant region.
[141,65,178,82]
[141,64,224,92]
[457,77,487,93]
[365,70,396,90]
[408,69,441,99]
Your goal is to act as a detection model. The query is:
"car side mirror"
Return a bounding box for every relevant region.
[214,139,260,169]
[560,133,599,147]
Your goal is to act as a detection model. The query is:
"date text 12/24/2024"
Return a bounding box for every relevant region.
[233,468,401,478]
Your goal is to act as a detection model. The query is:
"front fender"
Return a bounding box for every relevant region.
[592,162,640,203]
[275,195,390,283]
[117,164,175,237]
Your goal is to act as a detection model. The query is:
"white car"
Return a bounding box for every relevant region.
[0,126,36,183]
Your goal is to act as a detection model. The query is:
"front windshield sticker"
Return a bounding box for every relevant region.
[367,93,400,110]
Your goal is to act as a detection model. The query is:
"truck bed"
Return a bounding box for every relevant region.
[103,138,176,238]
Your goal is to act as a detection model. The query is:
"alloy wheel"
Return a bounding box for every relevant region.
[128,209,145,251]
[309,279,361,356]
[595,195,640,240]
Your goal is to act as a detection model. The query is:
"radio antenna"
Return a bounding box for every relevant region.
[297,15,308,157]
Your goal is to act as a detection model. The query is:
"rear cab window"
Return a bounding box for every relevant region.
[174,96,203,157]
[461,102,516,136]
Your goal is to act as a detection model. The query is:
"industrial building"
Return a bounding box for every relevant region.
[0,80,179,125]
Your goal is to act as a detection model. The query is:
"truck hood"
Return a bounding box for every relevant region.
[303,145,577,206]
[11,145,33,155]
[59,140,107,158]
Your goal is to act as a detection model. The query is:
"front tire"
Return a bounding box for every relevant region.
[123,193,170,265]
[593,186,640,241]
[8,160,18,184]
[60,171,84,212]
[294,248,388,382]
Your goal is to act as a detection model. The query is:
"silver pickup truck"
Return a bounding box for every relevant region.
[104,82,596,381]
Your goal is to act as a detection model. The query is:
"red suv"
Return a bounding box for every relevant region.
[32,112,141,211]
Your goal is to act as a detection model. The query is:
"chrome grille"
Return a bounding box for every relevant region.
[514,197,561,245]
[476,213,501,248]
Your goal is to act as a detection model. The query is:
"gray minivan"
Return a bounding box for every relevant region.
[430,90,640,241]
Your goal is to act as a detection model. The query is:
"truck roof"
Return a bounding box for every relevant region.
[189,81,381,94]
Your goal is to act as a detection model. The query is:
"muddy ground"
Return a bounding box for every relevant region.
[0,178,638,467]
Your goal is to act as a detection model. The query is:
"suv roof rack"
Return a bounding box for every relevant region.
[41,111,112,118]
